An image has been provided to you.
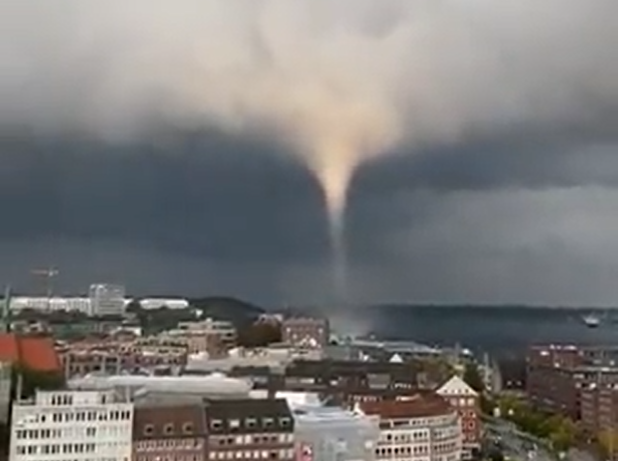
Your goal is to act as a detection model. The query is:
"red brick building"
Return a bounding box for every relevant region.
[526,344,618,420]
[436,375,481,460]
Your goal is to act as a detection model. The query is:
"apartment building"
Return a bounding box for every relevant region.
[133,403,207,461]
[204,398,295,460]
[89,284,126,317]
[359,392,462,461]
[9,389,133,461]
[281,317,330,349]
[527,344,618,419]
[158,318,237,356]
[436,375,481,459]
[58,338,187,378]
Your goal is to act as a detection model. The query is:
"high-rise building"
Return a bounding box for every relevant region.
[89,284,126,317]
[9,389,133,461]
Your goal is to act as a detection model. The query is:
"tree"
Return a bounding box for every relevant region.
[463,362,485,394]
[237,322,281,348]
[597,429,618,458]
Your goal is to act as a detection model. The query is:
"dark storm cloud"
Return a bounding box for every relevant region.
[0,0,617,306]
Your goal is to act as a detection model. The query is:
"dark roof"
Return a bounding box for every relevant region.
[133,404,206,440]
[360,392,453,419]
[287,359,420,377]
[204,398,293,434]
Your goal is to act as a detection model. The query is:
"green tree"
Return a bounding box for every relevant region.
[463,362,485,393]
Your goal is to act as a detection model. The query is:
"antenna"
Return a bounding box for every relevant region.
[31,267,59,313]
[2,285,10,334]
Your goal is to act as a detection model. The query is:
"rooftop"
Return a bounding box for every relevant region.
[0,333,60,372]
[359,392,453,419]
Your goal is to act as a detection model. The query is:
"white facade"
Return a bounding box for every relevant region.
[89,284,126,317]
[10,297,92,315]
[69,372,252,398]
[138,298,189,310]
[360,399,463,461]
[9,390,133,461]
[292,404,380,461]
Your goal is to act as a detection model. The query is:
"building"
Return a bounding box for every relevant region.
[0,333,60,373]
[436,375,481,459]
[9,389,133,461]
[89,284,126,317]
[204,398,295,460]
[291,400,380,461]
[359,392,462,461]
[159,318,237,355]
[133,403,206,461]
[69,372,253,400]
[138,298,190,310]
[526,344,618,419]
[58,337,187,378]
[0,361,12,424]
[10,296,92,314]
[282,317,330,349]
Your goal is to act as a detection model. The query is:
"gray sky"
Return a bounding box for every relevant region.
[0,0,617,306]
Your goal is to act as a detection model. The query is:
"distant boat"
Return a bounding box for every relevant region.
[582,314,601,328]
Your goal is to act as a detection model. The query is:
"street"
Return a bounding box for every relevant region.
[485,418,555,461]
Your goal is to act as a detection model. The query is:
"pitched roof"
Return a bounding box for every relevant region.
[359,392,453,419]
[436,375,478,397]
[0,334,60,372]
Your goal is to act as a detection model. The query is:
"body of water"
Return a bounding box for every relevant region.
[340,305,618,358]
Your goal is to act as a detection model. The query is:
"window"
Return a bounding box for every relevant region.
[183,422,194,434]
[279,417,291,427]
[144,424,154,436]
[263,417,274,428]
[211,419,223,430]
[246,418,257,428]
[163,423,174,435]
[229,419,240,429]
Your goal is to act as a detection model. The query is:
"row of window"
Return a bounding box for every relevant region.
[212,434,292,446]
[211,417,291,431]
[20,409,131,425]
[15,426,100,439]
[135,439,203,451]
[375,444,460,457]
[143,422,194,436]
[209,449,294,460]
[15,443,96,455]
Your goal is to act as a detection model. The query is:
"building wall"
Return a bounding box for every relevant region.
[282,318,329,349]
[89,284,126,317]
[293,408,380,461]
[375,412,461,461]
[9,390,133,461]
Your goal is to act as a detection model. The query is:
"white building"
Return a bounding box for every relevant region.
[89,284,126,317]
[138,298,189,310]
[290,400,380,461]
[68,372,253,399]
[359,394,462,461]
[10,297,92,315]
[9,389,133,461]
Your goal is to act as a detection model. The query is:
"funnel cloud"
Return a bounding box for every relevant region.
[0,0,616,304]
